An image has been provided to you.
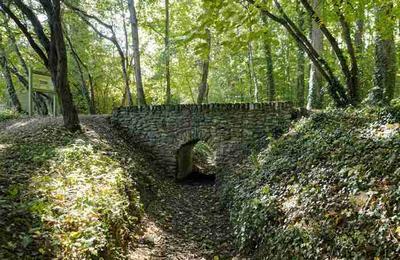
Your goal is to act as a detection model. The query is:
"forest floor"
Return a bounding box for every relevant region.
[0,116,237,259]
[129,175,236,260]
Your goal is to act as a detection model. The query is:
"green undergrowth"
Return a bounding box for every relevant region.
[220,104,400,259]
[0,109,21,122]
[0,122,147,259]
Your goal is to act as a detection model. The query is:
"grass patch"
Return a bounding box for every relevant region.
[220,105,400,259]
[0,121,145,259]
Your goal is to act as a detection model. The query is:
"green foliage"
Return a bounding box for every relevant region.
[220,106,400,258]
[0,123,145,259]
[0,109,21,122]
[193,141,216,170]
[1,0,399,109]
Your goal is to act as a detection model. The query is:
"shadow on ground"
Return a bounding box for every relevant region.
[0,118,76,258]
[0,116,237,259]
[82,116,237,259]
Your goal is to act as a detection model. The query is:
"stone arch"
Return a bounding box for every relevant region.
[111,102,295,179]
[175,128,218,180]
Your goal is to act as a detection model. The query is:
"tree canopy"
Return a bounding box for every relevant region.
[0,0,399,126]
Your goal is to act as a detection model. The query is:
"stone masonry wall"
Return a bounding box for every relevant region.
[111,102,294,179]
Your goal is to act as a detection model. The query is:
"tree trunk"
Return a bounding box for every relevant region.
[0,0,80,128]
[120,2,133,107]
[296,1,305,107]
[247,0,349,107]
[247,41,259,102]
[284,32,292,100]
[197,29,211,105]
[371,3,396,105]
[165,0,172,104]
[118,48,133,106]
[260,12,275,101]
[354,10,364,91]
[66,35,96,114]
[88,73,95,112]
[63,0,131,107]
[300,0,355,107]
[336,7,359,105]
[306,0,323,109]
[4,13,48,115]
[3,0,80,130]
[48,0,80,131]
[354,19,364,59]
[128,0,146,106]
[0,44,22,112]
[121,1,129,68]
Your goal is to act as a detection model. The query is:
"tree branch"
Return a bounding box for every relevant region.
[0,3,49,66]
[335,2,359,103]
[3,16,29,76]
[13,0,50,52]
[246,0,349,106]
[299,0,352,87]
[63,1,113,31]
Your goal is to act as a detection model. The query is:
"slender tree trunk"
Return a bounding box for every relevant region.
[247,0,349,107]
[300,0,355,106]
[165,0,172,104]
[354,17,364,62]
[307,0,323,109]
[3,13,48,115]
[247,41,259,102]
[336,7,359,105]
[296,1,305,107]
[0,39,22,112]
[371,3,397,105]
[119,50,133,106]
[66,35,95,114]
[127,0,146,106]
[121,2,129,67]
[120,2,133,106]
[2,66,22,112]
[261,12,275,101]
[88,73,95,112]
[285,32,292,100]
[264,41,275,101]
[63,0,131,107]
[354,11,364,90]
[197,29,211,104]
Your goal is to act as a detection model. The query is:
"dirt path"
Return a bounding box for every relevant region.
[82,116,237,259]
[129,178,236,259]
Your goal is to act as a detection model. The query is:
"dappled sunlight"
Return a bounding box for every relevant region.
[359,122,400,141]
[1,117,64,138]
[25,138,139,258]
[220,108,400,258]
[0,117,145,259]
[0,143,11,151]
[5,118,41,130]
[281,194,299,213]
[128,216,206,259]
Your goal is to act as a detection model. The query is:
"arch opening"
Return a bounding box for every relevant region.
[176,140,216,184]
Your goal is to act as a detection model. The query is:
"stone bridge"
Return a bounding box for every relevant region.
[111,102,295,180]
